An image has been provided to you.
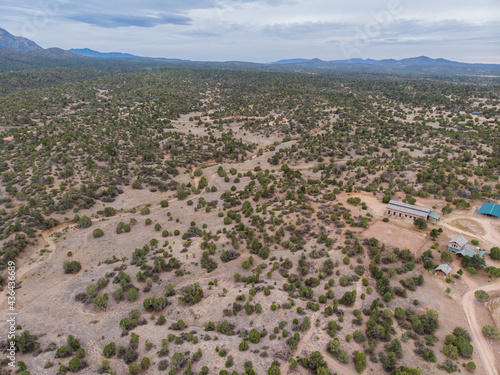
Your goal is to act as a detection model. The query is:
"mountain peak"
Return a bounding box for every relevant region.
[0,27,42,52]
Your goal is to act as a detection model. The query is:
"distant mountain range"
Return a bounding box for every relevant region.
[68,48,142,59]
[270,56,499,69]
[68,48,188,63]
[1,27,499,76]
[271,56,470,65]
[266,56,500,75]
[271,56,461,66]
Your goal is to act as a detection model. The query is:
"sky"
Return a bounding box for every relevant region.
[1,0,499,63]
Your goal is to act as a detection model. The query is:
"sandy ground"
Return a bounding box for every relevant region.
[490,297,500,326]
[361,220,430,255]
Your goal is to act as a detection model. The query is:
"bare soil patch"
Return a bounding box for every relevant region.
[450,218,486,236]
[361,220,429,254]
[490,297,500,327]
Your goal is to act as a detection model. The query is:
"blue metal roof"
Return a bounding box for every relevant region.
[429,212,441,220]
[478,203,500,218]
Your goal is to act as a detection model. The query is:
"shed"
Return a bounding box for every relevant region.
[428,211,441,223]
[478,203,500,218]
[434,264,452,275]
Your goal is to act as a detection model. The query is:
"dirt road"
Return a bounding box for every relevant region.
[462,281,500,375]
[17,221,74,281]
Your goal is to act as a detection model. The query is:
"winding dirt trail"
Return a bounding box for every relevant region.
[281,310,322,374]
[462,281,500,375]
[17,222,74,281]
[281,308,359,375]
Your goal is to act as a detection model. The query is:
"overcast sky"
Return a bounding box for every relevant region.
[1,0,499,63]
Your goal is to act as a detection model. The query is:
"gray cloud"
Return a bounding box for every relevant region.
[68,12,192,28]
[325,18,500,54]
[263,21,352,40]
[379,19,500,41]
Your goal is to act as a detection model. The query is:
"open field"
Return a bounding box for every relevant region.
[360,220,429,255]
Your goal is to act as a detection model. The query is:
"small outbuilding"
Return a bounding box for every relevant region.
[434,264,452,275]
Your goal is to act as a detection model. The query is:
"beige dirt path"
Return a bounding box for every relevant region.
[462,281,500,375]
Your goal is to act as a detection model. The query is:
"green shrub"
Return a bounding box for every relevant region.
[128,362,139,375]
[474,290,489,302]
[179,283,204,305]
[127,288,139,302]
[63,261,82,274]
[103,342,116,358]
[78,216,92,228]
[104,207,116,217]
[55,345,69,358]
[68,357,81,371]
[490,247,500,260]
[482,325,500,340]
[171,352,185,369]
[141,357,150,369]
[15,331,39,354]
[465,361,476,371]
[92,228,104,238]
[443,344,458,359]
[413,218,427,229]
[239,341,249,351]
[97,277,108,289]
[467,267,477,275]
[249,329,261,344]
[354,352,367,372]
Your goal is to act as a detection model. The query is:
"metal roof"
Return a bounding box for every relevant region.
[428,212,441,220]
[478,203,500,218]
[463,244,481,254]
[449,235,468,248]
[386,200,431,218]
[435,264,452,275]
[456,248,486,258]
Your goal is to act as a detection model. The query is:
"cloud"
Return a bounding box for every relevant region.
[323,18,500,46]
[263,21,351,40]
[180,24,242,38]
[67,12,192,28]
